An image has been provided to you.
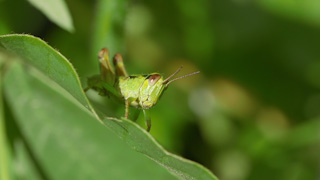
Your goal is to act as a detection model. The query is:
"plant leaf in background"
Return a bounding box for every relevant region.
[0,34,218,179]
[256,0,320,26]
[27,0,74,32]
[91,0,127,58]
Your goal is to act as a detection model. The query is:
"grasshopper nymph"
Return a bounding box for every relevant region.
[85,48,200,132]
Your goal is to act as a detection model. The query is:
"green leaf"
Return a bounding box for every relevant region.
[103,117,218,180]
[0,34,96,119]
[0,34,218,180]
[0,53,11,180]
[27,0,74,32]
[11,139,42,180]
[4,62,178,179]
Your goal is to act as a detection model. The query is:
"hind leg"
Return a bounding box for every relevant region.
[113,53,128,77]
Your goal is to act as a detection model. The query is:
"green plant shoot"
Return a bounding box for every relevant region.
[85,48,200,131]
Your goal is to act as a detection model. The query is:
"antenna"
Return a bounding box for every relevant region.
[162,66,183,84]
[165,71,200,87]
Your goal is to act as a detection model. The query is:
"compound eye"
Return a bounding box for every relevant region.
[148,74,161,86]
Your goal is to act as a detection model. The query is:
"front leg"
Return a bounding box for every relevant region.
[125,100,130,119]
[131,109,141,122]
[143,109,151,132]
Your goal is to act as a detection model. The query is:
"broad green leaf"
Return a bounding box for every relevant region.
[4,62,178,180]
[0,34,218,180]
[103,117,218,180]
[0,34,97,119]
[12,139,42,180]
[0,54,11,180]
[1,53,42,180]
[27,0,74,32]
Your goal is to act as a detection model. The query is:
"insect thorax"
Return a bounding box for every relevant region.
[118,74,166,109]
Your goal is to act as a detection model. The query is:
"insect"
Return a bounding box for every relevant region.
[85,48,200,132]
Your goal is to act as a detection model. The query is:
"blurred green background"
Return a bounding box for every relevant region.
[1,0,320,179]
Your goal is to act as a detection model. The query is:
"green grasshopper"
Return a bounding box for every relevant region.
[85,48,200,131]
